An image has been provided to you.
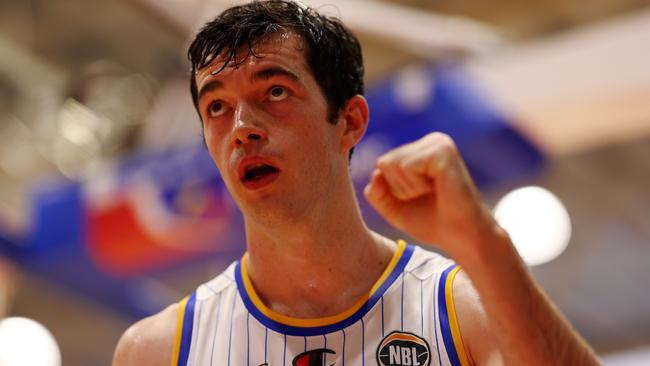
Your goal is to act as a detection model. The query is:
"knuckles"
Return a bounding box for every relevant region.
[398,160,411,171]
[376,132,460,174]
[424,131,452,143]
[376,154,402,174]
[425,132,457,154]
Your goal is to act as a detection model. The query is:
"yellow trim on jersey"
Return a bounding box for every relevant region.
[445,266,471,366]
[240,240,406,328]
[171,296,189,366]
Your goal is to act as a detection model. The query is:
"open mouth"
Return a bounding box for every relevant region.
[243,163,279,182]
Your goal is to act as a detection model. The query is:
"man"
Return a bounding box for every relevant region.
[113,1,599,365]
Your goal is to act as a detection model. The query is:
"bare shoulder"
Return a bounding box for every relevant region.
[112,303,179,366]
[452,269,503,366]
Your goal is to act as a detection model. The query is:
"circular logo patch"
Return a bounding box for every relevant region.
[376,331,430,366]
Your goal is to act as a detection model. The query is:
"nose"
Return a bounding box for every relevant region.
[232,102,267,146]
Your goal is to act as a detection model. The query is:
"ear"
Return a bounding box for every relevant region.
[336,95,369,155]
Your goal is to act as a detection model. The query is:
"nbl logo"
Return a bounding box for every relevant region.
[376,331,431,366]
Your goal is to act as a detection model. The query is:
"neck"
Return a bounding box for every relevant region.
[242,179,397,319]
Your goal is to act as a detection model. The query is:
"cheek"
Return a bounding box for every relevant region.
[203,124,229,169]
[264,100,296,120]
[203,126,217,156]
[203,120,229,147]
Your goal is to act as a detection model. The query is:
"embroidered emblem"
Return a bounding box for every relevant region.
[376,331,430,366]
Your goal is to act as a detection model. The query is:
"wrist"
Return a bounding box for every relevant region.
[450,221,517,270]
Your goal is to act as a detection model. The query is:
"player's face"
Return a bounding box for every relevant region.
[194,33,346,221]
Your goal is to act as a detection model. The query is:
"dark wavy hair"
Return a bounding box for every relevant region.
[187,0,364,124]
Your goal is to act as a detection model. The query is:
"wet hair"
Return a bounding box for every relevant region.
[187,0,364,124]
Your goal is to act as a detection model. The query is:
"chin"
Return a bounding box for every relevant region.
[246,198,312,226]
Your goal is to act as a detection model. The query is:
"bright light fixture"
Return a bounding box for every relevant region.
[0,317,61,366]
[493,186,572,266]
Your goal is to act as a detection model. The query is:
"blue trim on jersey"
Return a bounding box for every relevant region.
[208,293,222,365]
[178,292,196,366]
[227,293,236,366]
[234,244,415,336]
[283,334,287,366]
[246,312,250,366]
[420,279,424,334]
[400,272,405,330]
[323,334,328,365]
[264,326,268,363]
[433,273,443,366]
[381,296,385,337]
[361,317,365,366]
[341,329,346,366]
[438,264,461,366]
[193,301,202,352]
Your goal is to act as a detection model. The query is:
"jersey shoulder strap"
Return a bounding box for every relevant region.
[438,264,470,366]
[170,262,237,366]
[171,292,197,366]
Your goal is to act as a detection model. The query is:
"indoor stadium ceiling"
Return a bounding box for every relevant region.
[2,0,649,87]
[391,0,649,38]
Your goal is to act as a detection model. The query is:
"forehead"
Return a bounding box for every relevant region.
[195,32,310,87]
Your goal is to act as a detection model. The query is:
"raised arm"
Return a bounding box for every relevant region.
[364,132,599,365]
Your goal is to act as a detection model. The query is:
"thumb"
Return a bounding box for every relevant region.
[364,170,403,222]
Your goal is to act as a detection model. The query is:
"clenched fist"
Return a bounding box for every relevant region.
[364,132,503,262]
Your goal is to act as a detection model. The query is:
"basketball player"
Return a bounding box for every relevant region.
[113,1,599,365]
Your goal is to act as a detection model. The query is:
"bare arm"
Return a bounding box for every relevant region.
[112,304,178,366]
[453,270,502,366]
[453,254,598,365]
[364,132,599,365]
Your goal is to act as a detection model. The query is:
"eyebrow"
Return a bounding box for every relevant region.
[251,66,299,83]
[197,66,300,102]
[197,80,223,101]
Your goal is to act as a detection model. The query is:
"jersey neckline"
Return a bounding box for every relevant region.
[234,240,415,336]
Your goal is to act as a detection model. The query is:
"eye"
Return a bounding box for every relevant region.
[207,100,227,118]
[268,86,289,101]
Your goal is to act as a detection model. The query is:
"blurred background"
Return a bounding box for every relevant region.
[0,0,649,365]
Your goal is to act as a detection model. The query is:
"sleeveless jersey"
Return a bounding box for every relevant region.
[171,241,470,366]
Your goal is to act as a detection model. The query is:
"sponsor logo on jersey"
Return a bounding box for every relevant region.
[292,348,336,366]
[376,331,430,366]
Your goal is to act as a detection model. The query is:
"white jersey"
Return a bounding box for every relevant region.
[171,241,470,366]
